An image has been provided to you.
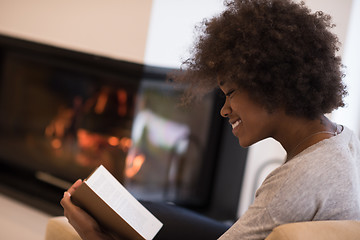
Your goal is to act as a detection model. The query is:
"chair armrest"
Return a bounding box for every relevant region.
[45,216,81,240]
[265,220,360,240]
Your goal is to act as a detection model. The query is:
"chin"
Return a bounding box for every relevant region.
[237,138,251,148]
[237,135,259,148]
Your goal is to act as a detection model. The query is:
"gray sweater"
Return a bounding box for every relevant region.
[219,126,360,240]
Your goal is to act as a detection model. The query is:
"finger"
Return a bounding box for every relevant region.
[60,191,86,223]
[73,179,83,188]
[60,191,73,210]
[67,179,83,195]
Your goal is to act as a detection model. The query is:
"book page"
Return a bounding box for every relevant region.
[85,165,162,238]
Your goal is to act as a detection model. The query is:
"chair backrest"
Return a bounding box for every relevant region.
[45,216,81,240]
[265,220,360,240]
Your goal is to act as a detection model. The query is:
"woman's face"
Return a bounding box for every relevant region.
[219,81,281,147]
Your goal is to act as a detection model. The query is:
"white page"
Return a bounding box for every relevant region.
[85,165,163,239]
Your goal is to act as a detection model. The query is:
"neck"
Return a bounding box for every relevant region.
[275,115,338,161]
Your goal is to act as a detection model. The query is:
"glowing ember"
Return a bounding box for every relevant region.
[117,89,127,116]
[125,153,145,178]
[51,138,62,149]
[108,136,120,146]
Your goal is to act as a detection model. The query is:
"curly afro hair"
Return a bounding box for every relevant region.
[172,0,347,119]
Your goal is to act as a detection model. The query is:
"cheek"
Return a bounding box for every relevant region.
[241,111,272,138]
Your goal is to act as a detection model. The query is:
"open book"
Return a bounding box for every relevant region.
[71,165,163,240]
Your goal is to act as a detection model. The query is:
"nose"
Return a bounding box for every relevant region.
[220,98,231,118]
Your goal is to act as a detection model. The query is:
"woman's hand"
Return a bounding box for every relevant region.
[60,179,115,240]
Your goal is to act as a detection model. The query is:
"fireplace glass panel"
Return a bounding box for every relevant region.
[0,35,222,210]
[124,80,214,205]
[0,51,138,184]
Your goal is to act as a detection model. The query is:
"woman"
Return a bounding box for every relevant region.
[176,0,360,239]
[61,0,360,239]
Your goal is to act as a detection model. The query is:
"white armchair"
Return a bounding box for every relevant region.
[45,216,81,240]
[45,216,360,240]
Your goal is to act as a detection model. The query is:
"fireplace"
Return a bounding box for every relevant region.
[0,34,247,221]
[0,34,141,181]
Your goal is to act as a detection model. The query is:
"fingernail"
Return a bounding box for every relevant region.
[64,191,71,197]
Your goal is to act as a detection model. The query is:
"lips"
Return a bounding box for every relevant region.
[231,119,242,129]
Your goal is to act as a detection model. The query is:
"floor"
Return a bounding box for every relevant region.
[0,193,52,240]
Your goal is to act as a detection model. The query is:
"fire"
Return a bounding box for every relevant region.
[125,153,145,178]
[44,107,74,139]
[117,89,128,116]
[77,129,103,149]
[94,87,109,114]
[51,138,62,149]
[108,136,119,146]
[119,137,132,151]
[44,89,133,173]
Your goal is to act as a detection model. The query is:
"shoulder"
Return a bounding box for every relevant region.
[241,127,360,226]
[292,126,360,176]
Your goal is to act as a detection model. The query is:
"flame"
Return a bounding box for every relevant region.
[125,153,145,178]
[51,138,62,149]
[117,89,127,116]
[107,136,132,152]
[119,137,132,151]
[45,107,74,150]
[77,129,94,148]
[94,88,109,114]
[108,136,119,146]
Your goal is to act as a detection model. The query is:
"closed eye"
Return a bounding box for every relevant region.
[225,90,235,98]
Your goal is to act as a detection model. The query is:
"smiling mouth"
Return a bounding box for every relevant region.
[231,119,242,129]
